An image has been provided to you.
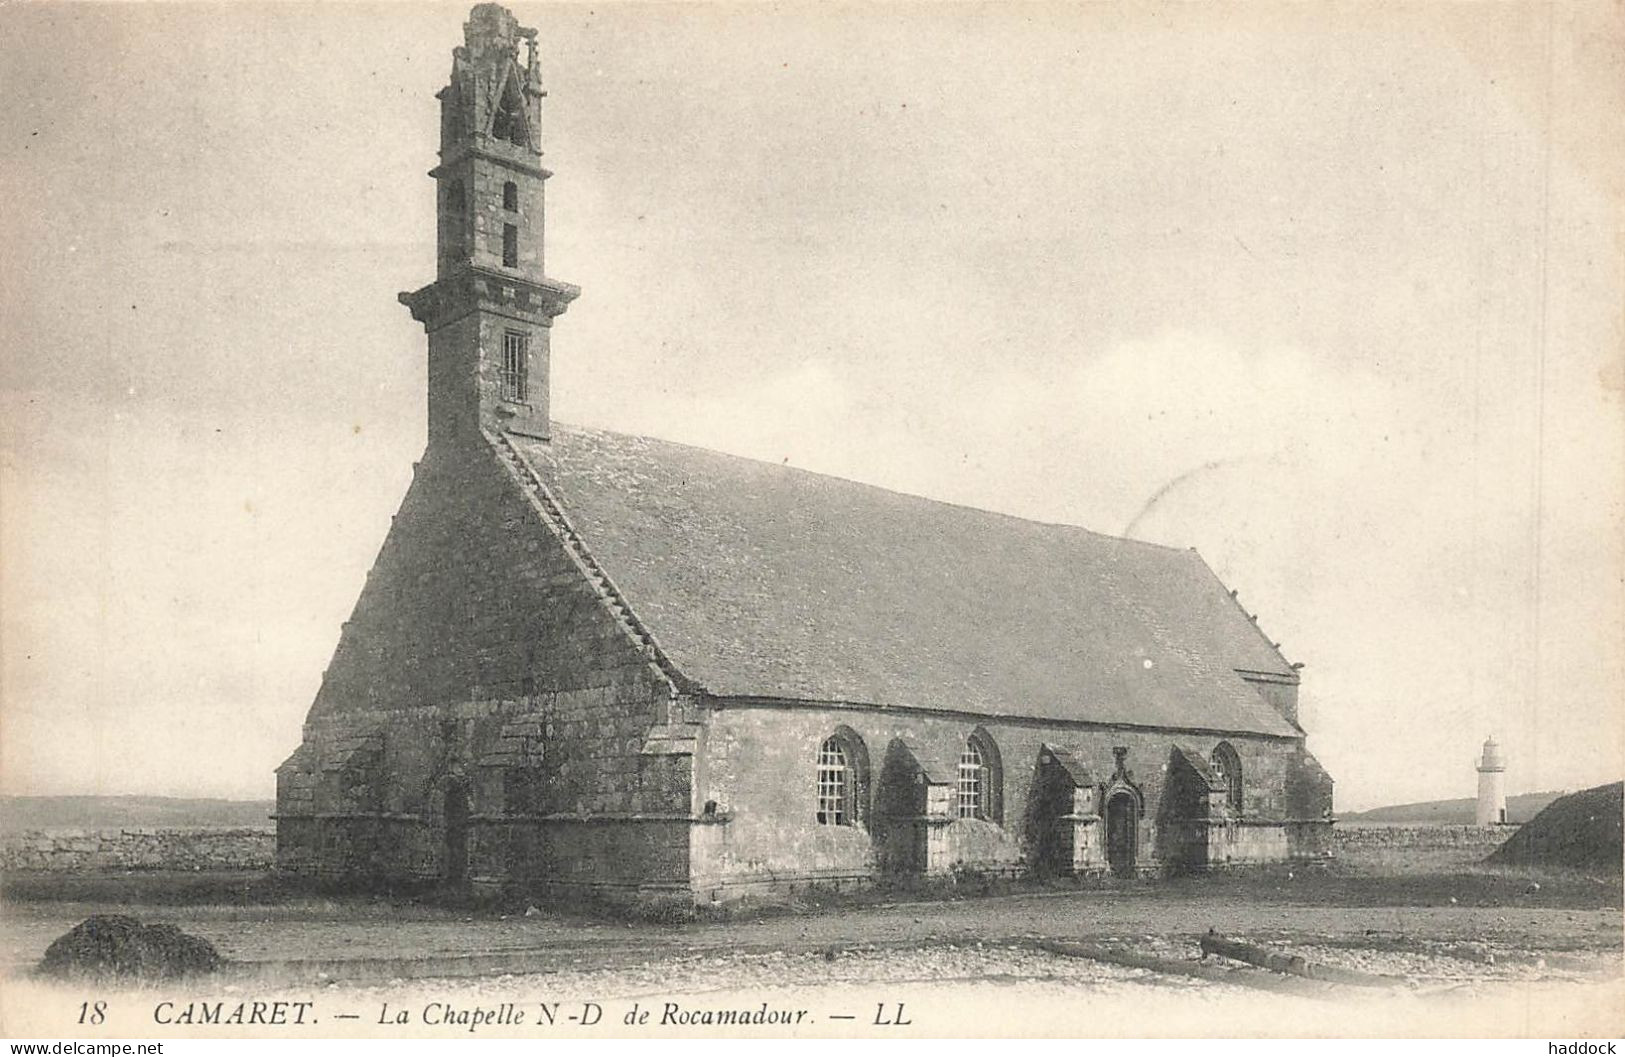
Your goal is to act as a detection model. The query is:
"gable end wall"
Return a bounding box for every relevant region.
[276,431,693,896]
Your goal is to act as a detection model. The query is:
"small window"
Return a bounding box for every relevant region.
[503,181,519,211]
[443,181,468,261]
[501,331,528,403]
[957,741,983,819]
[502,224,518,268]
[504,768,542,815]
[816,737,848,825]
[957,729,1002,822]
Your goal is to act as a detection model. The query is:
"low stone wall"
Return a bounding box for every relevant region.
[3,823,1507,874]
[0,827,276,872]
[1334,824,1512,850]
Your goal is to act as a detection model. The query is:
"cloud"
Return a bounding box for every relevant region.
[598,328,1620,809]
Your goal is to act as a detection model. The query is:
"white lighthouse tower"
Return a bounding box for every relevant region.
[1476,737,1507,826]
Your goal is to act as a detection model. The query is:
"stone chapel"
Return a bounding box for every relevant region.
[273,3,1336,906]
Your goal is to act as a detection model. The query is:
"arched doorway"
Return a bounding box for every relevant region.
[1106,792,1138,877]
[442,783,470,886]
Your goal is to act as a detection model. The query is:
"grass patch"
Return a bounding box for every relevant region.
[1,870,483,919]
[1161,849,1621,910]
[3,870,294,907]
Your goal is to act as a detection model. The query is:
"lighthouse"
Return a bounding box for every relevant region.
[1476,737,1507,825]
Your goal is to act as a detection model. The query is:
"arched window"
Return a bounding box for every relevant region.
[501,330,528,402]
[1211,741,1244,814]
[956,741,983,818]
[491,82,528,148]
[956,730,1003,822]
[817,737,848,825]
[815,729,869,827]
[503,181,519,211]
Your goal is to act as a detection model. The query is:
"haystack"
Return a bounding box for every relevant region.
[38,915,221,979]
[1487,782,1623,872]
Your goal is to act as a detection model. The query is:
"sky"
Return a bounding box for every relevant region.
[1,2,1620,811]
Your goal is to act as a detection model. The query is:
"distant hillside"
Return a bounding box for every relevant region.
[1488,782,1623,872]
[0,796,275,834]
[1342,790,1564,825]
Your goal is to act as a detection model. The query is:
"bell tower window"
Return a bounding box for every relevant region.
[491,79,529,148]
[501,331,529,403]
[502,224,519,268]
[503,181,519,211]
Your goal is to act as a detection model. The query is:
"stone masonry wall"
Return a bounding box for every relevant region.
[309,431,660,718]
[278,431,689,892]
[698,702,1321,897]
[1335,825,1512,850]
[2,828,274,872]
[1243,675,1299,727]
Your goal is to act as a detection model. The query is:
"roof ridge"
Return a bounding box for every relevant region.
[518,424,1303,738]
[546,421,1193,556]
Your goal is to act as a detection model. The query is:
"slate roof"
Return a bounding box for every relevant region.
[507,426,1300,738]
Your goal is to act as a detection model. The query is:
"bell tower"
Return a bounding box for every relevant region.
[400,3,578,445]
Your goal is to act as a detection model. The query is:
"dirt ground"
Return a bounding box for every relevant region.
[1,848,1620,1037]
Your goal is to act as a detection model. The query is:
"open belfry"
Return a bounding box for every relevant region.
[273,3,1335,906]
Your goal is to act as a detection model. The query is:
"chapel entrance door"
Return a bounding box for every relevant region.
[1106,792,1137,877]
[443,784,470,886]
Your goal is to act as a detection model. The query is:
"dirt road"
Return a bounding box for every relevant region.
[3,880,1618,979]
